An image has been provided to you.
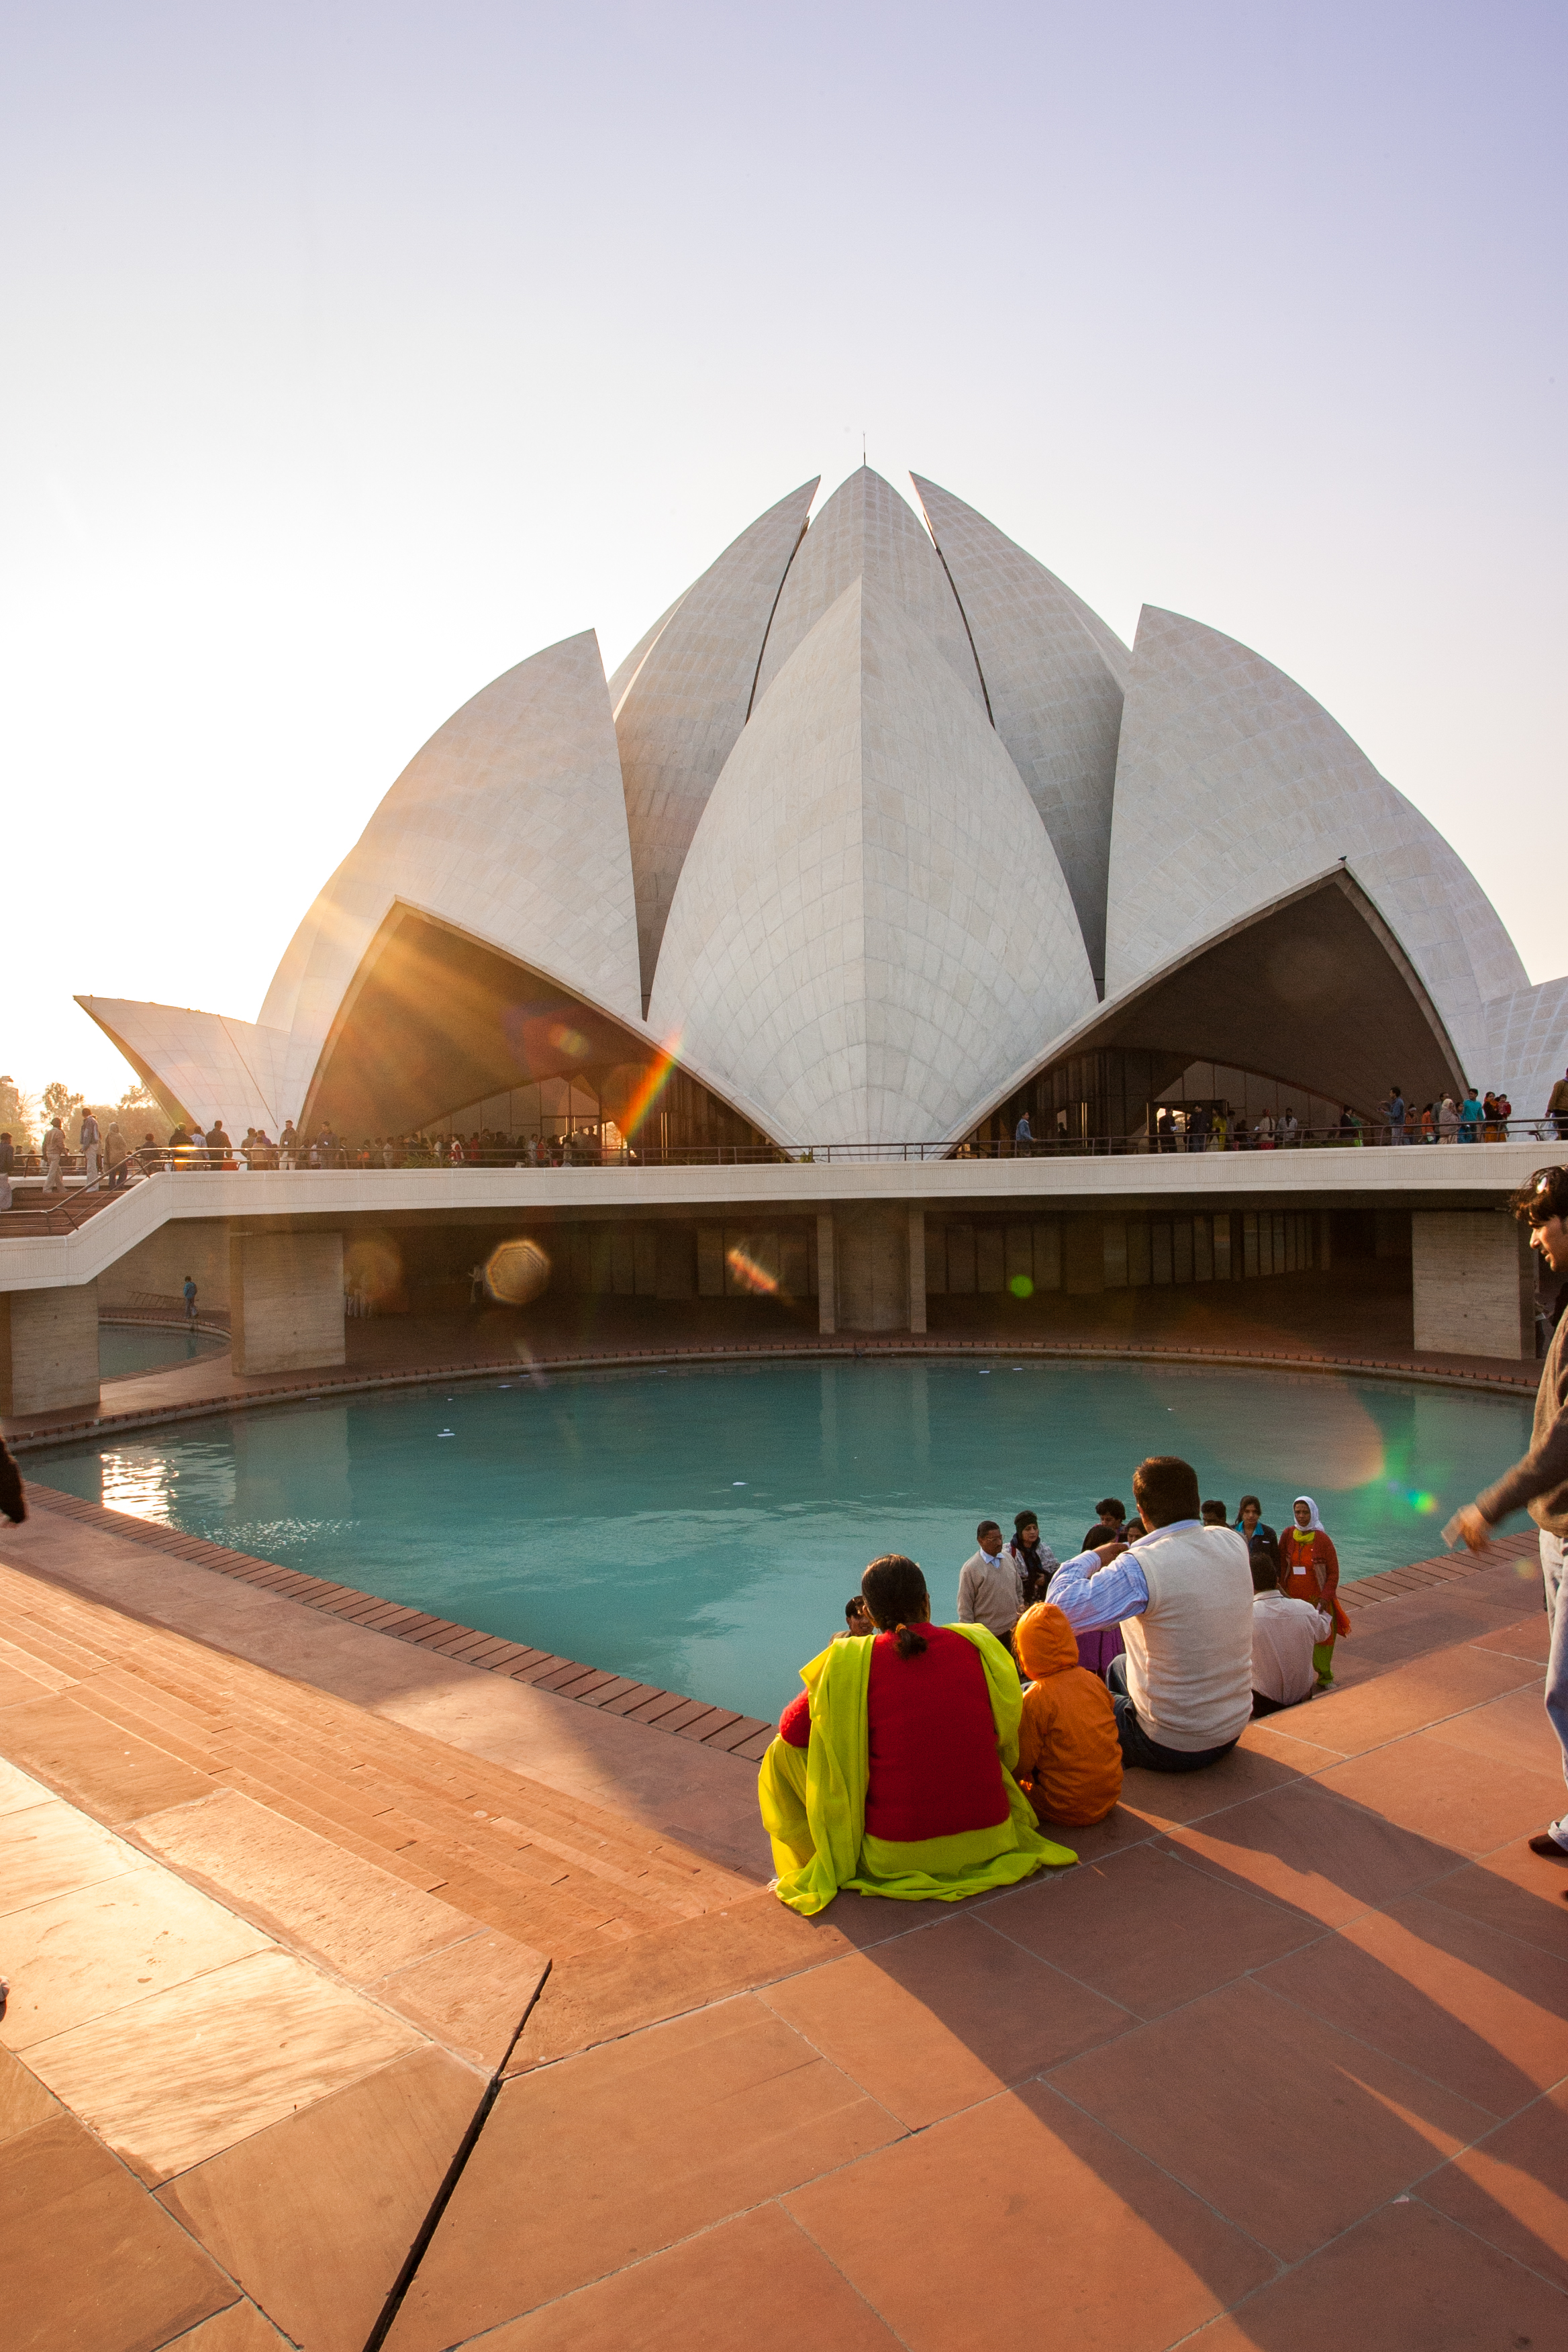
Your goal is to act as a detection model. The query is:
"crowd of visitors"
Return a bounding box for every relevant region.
[1132,1081,1526,1153]
[765,1159,1568,1916]
[762,1455,1356,1911]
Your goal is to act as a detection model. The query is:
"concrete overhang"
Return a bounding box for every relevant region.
[0,1144,1549,1295]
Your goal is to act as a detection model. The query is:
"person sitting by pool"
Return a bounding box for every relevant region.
[957,1519,1024,1645]
[1013,1601,1123,1826]
[837,1595,875,1640]
[1248,1544,1331,1715]
[1006,1510,1058,1604]
[758,1554,1076,1915]
[1047,1456,1255,1774]
[1234,1494,1279,1553]
[1279,1495,1349,1686]
[1200,1498,1228,1526]
[1082,1496,1127,1550]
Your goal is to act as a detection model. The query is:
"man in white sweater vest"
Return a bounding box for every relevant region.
[1046,1455,1254,1772]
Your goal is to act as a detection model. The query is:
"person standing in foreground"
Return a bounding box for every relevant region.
[1006,1511,1057,1604]
[1452,1166,1568,1877]
[1046,1455,1254,1773]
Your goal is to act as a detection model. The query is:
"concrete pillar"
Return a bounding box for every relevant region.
[908,1206,927,1336]
[835,1208,910,1332]
[816,1212,836,1336]
[1412,1212,1534,1360]
[0,1283,100,1418]
[1064,1216,1105,1296]
[230,1232,346,1376]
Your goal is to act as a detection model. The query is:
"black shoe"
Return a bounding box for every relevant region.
[1528,1832,1568,1860]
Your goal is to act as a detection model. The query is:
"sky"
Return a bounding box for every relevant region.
[3,0,1563,1106]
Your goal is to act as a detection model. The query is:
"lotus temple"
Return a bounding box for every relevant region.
[73,467,1568,1155]
[5,477,1568,2352]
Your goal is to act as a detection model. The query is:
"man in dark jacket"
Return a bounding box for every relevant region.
[1454,1165,1568,1875]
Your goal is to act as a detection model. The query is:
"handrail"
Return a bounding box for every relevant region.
[3,1120,1559,1222]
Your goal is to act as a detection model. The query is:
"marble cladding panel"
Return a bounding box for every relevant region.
[750,469,985,718]
[649,576,1097,1144]
[913,473,1128,983]
[1485,977,1568,1119]
[279,629,644,1114]
[1103,608,1524,1085]
[230,1232,345,1377]
[1412,1211,1534,1359]
[77,1001,291,1138]
[0,1280,100,1416]
[614,481,818,1002]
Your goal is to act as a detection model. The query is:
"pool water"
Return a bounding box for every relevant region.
[37,1359,1533,1723]
[99,1324,229,1379]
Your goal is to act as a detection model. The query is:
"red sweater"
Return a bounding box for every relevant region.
[778,1626,1009,1843]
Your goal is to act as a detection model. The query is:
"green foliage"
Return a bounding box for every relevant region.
[40,1079,85,1130]
[0,1074,36,1147]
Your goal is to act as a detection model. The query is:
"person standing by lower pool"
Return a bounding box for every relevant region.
[183,1275,197,1322]
[1280,1496,1346,1685]
[1452,1166,1568,1879]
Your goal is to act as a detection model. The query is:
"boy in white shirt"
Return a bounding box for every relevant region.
[1249,1549,1332,1715]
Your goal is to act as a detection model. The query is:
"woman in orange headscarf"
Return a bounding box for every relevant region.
[1279,1496,1349,1686]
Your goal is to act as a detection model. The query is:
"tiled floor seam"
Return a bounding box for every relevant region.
[1405,2181,1568,2304]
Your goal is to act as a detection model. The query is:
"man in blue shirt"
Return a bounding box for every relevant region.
[1048,1455,1255,1772]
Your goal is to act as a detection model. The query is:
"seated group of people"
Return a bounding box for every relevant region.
[759,1457,1349,1918]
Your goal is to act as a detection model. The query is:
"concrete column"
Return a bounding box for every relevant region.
[908,1206,927,1336]
[1412,1212,1534,1359]
[0,1283,100,1418]
[1063,1216,1105,1296]
[230,1232,346,1375]
[835,1208,910,1332]
[816,1212,836,1336]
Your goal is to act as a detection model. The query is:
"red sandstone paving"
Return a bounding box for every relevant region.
[1419,1836,1568,1957]
[1047,1976,1493,2263]
[978,1841,1322,2016]
[1255,1894,1568,2116]
[469,2204,903,2350]
[1163,1779,1465,1926]
[1314,1731,1567,1857]
[758,1913,1132,2128]
[1419,2083,1568,2295]
[784,2084,1275,2352]
[385,1997,901,2349]
[1185,2198,1568,2349]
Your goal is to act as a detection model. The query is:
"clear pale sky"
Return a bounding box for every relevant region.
[3,1,1563,1104]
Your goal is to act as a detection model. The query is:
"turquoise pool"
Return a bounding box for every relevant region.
[36,1359,1534,1722]
[99,1324,228,1379]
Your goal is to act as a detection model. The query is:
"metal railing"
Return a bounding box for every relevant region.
[3,1118,1559,1232]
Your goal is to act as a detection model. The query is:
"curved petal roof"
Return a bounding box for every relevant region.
[912,473,1129,991]
[648,575,1097,1144]
[1104,607,1522,1083]
[75,998,291,1136]
[612,479,818,1006]
[749,467,987,719]
[278,628,642,1116]
[1487,977,1568,1120]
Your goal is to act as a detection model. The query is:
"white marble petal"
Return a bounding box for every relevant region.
[1104,607,1522,1084]
[614,481,818,1006]
[76,999,292,1135]
[279,630,642,1116]
[912,473,1128,988]
[750,467,986,717]
[1485,979,1568,1121]
[649,576,1097,1144]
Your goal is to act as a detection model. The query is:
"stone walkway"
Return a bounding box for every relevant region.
[3,1500,1567,2348]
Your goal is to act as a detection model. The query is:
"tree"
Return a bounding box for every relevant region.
[40,1079,85,1142]
[0,1075,36,1148]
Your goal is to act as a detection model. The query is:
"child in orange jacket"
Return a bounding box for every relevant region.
[1013,1601,1124,1826]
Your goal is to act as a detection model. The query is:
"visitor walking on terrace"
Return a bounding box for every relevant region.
[957,1520,1024,1645]
[79,1108,101,1179]
[1453,1165,1568,1882]
[1549,1071,1568,1142]
[758,1553,1075,1914]
[1280,1496,1347,1685]
[1048,1456,1255,1773]
[42,1116,66,1193]
[105,1121,129,1187]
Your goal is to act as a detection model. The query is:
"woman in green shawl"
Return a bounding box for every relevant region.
[758,1555,1076,1916]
